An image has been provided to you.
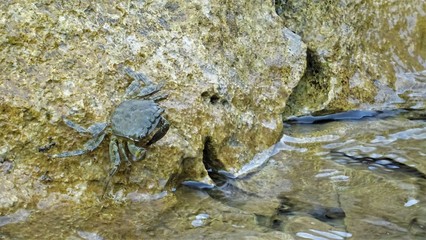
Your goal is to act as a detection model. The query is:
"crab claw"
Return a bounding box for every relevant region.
[127,142,147,161]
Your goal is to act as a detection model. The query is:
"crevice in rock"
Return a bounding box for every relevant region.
[274,0,287,16]
[166,156,207,189]
[201,91,222,105]
[202,136,227,185]
[283,48,331,117]
[306,48,322,77]
[220,99,229,106]
[209,94,220,104]
[201,91,210,99]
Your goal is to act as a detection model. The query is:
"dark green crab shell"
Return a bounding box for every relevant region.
[110,99,164,141]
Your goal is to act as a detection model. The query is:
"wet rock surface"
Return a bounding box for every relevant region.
[276,0,426,116]
[1,1,425,239]
[3,111,424,239]
[0,0,306,208]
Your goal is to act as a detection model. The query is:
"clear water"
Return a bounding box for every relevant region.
[1,113,425,239]
[1,0,426,239]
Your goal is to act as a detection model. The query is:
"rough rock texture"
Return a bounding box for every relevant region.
[0,0,306,208]
[276,0,426,116]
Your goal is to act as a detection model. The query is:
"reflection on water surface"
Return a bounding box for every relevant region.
[1,111,425,239]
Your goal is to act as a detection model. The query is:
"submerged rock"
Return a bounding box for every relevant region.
[0,0,306,207]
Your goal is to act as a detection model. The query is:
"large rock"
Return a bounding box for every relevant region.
[276,0,426,116]
[0,0,306,207]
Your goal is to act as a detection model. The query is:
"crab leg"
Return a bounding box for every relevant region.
[124,68,167,99]
[108,135,121,177]
[103,135,121,197]
[124,80,164,99]
[51,132,106,158]
[147,92,168,102]
[63,118,107,137]
[117,138,131,167]
[136,83,164,98]
[124,67,152,85]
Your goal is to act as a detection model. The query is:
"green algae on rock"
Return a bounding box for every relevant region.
[0,0,306,207]
[277,0,426,116]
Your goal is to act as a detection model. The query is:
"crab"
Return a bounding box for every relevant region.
[51,68,170,192]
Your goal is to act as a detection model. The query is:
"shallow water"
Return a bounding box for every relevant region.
[278,112,426,239]
[2,1,426,239]
[1,112,425,239]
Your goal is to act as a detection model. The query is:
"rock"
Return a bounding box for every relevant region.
[0,0,306,206]
[285,216,352,240]
[276,0,426,116]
